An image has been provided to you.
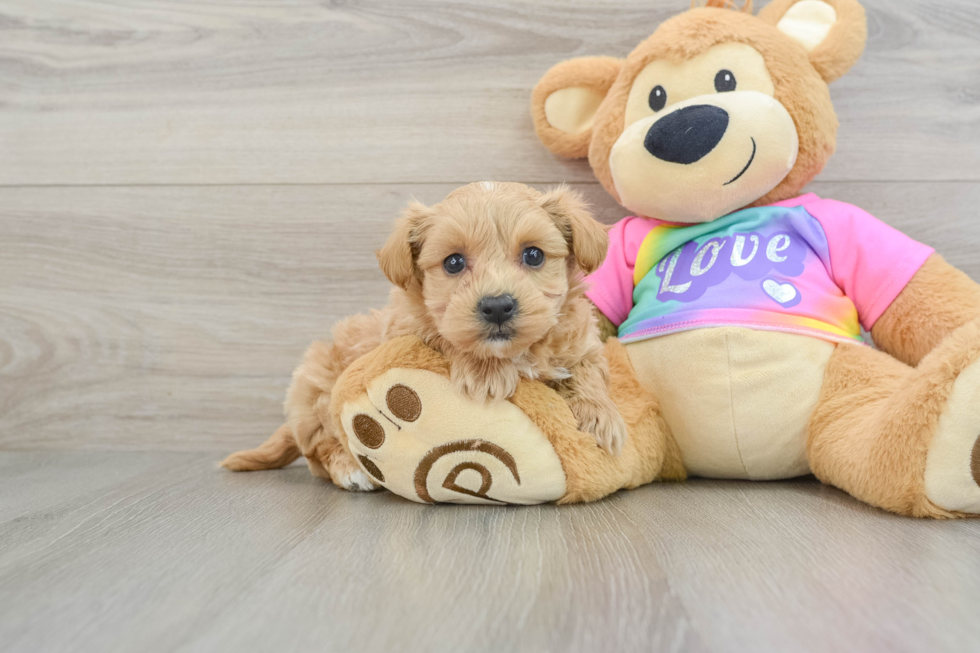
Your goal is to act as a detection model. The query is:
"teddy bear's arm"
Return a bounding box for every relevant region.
[871,254,980,366]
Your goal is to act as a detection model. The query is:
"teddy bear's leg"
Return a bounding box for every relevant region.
[807,319,980,518]
[328,336,684,504]
[331,337,570,504]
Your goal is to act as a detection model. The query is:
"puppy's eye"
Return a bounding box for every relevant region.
[443,253,466,275]
[714,70,737,93]
[649,85,667,112]
[522,247,545,268]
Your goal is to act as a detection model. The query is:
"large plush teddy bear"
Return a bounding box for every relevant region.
[230,0,980,517]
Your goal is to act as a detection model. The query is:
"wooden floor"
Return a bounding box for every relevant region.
[2,1,980,651]
[3,452,980,653]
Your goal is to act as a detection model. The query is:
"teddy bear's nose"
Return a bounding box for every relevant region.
[644,104,730,165]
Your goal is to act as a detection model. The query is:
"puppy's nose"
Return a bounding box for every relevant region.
[478,294,517,326]
[644,104,729,165]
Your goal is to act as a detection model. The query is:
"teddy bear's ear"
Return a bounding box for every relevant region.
[531,57,622,159]
[759,0,867,83]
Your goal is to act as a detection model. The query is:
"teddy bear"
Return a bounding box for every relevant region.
[250,0,980,516]
[519,0,980,518]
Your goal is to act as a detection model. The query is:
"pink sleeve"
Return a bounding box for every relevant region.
[584,217,654,326]
[804,198,934,330]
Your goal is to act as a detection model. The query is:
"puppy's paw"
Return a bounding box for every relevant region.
[569,398,627,456]
[309,443,381,492]
[330,452,381,492]
[453,363,520,403]
[334,467,380,492]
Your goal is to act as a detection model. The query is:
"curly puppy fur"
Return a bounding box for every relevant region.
[222,182,627,488]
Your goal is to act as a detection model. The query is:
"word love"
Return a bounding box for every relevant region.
[656,230,806,303]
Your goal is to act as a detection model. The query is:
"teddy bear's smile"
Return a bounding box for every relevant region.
[724,137,756,186]
[610,86,799,225]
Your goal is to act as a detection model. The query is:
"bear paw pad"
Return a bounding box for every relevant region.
[341,368,567,505]
[924,358,980,514]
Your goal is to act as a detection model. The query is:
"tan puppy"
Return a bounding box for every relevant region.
[222,182,627,490]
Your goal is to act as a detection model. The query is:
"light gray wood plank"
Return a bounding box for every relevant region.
[626,478,980,653]
[1,0,978,185]
[2,451,979,653]
[2,181,979,452]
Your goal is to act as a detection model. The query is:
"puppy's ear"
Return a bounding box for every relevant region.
[759,0,866,83]
[538,187,608,275]
[377,201,431,289]
[531,57,622,159]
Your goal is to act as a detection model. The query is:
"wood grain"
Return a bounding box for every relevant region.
[1,181,978,452]
[1,0,979,185]
[2,452,979,653]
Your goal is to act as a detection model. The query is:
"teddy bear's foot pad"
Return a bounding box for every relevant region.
[970,437,980,487]
[340,367,567,505]
[972,435,980,488]
[924,358,980,514]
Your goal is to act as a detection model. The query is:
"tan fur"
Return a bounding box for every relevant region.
[510,338,685,504]
[525,0,980,516]
[595,309,618,343]
[530,0,867,210]
[694,0,753,11]
[589,8,840,209]
[812,254,980,517]
[377,201,429,290]
[219,310,392,484]
[223,182,626,487]
[326,335,685,504]
[329,334,451,422]
[220,423,299,471]
[538,187,609,275]
[808,318,980,518]
[758,0,867,83]
[228,1,980,514]
[531,57,623,159]
[871,254,980,367]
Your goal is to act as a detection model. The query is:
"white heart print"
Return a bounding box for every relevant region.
[763,279,798,305]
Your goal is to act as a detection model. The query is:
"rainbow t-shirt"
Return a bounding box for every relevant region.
[585,194,934,346]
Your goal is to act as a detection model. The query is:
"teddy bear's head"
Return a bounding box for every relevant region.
[531,0,867,224]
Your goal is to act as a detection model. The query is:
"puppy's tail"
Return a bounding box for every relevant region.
[220,424,301,471]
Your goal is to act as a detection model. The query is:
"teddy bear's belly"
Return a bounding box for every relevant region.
[625,327,838,480]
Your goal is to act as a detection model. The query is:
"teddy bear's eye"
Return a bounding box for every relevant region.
[648,85,667,112]
[714,70,737,93]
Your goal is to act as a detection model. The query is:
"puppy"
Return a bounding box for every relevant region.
[222,182,627,490]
